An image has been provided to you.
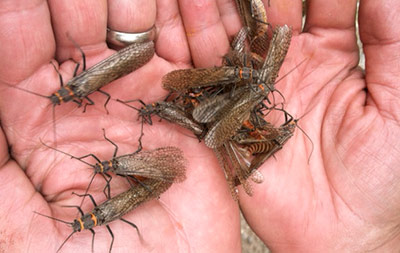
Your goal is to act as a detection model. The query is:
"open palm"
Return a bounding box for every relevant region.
[239,0,400,252]
[0,0,399,252]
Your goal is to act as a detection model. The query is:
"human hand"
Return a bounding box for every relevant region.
[3,0,398,252]
[239,0,400,252]
[0,0,244,252]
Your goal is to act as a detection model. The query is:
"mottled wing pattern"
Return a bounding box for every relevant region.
[94,178,172,225]
[162,67,238,92]
[204,90,264,148]
[213,146,239,201]
[71,41,155,97]
[156,101,204,136]
[248,121,296,171]
[192,93,231,123]
[225,141,253,196]
[257,25,292,87]
[113,146,186,183]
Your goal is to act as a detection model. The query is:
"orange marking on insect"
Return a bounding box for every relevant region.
[108,161,112,168]
[54,92,63,103]
[64,86,75,97]
[99,163,104,173]
[192,91,203,97]
[249,130,263,139]
[77,218,84,231]
[239,68,244,79]
[90,213,97,226]
[242,120,254,129]
[190,98,199,107]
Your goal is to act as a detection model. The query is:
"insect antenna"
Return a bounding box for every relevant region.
[116,98,146,108]
[39,139,98,167]
[275,108,314,163]
[33,211,74,226]
[39,139,107,207]
[115,98,141,112]
[272,58,309,104]
[33,211,78,252]
[6,84,52,100]
[57,231,78,253]
[293,117,314,164]
[115,98,154,124]
[66,33,86,72]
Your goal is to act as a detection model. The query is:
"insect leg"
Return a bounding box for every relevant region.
[72,98,84,107]
[105,225,114,253]
[124,175,152,193]
[72,192,98,207]
[89,228,95,253]
[71,60,81,77]
[119,218,141,236]
[60,205,86,217]
[82,96,95,113]
[75,153,102,163]
[97,89,111,114]
[50,61,64,87]
[101,173,113,199]
[102,129,119,158]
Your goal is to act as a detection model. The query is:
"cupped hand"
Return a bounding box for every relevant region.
[239,0,400,252]
[0,0,243,252]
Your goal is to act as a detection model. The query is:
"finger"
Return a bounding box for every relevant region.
[267,0,303,33]
[0,0,55,83]
[0,125,46,251]
[359,0,400,117]
[304,0,358,31]
[155,0,191,65]
[179,0,231,67]
[217,0,242,38]
[47,0,108,62]
[108,0,156,32]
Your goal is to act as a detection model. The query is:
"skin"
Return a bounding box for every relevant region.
[0,0,399,252]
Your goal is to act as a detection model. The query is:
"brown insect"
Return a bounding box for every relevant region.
[12,41,154,112]
[41,129,186,200]
[117,99,206,139]
[194,25,292,149]
[235,0,271,59]
[162,66,259,92]
[35,176,182,252]
[233,108,314,188]
[203,86,266,148]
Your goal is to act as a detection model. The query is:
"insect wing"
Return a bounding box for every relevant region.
[225,141,253,196]
[113,147,186,183]
[162,67,239,92]
[257,25,292,88]
[205,90,263,148]
[70,41,155,97]
[156,101,205,136]
[248,121,295,171]
[93,179,173,225]
[192,93,231,123]
[213,146,239,201]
